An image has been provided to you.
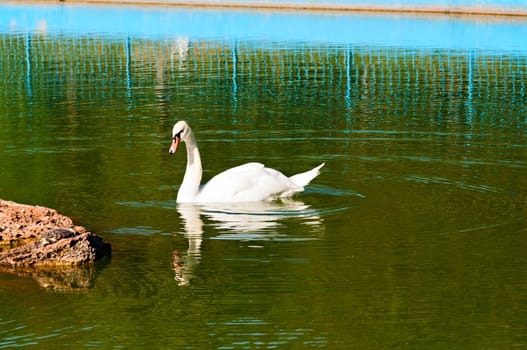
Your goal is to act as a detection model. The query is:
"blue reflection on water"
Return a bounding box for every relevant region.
[2,3,527,53]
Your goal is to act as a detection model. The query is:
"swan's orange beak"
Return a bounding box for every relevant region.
[169,136,180,154]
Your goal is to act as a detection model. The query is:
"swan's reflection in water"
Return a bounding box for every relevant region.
[173,199,323,285]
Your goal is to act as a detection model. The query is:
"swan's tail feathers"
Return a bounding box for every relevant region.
[289,162,325,188]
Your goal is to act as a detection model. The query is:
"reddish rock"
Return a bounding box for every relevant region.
[0,199,111,267]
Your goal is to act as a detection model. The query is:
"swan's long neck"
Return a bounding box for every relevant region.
[177,132,203,202]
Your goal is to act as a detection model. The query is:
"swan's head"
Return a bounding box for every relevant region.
[169,121,192,154]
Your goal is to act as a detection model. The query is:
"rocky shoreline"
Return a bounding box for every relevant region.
[0,199,111,267]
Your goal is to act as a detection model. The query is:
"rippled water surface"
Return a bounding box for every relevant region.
[1,4,527,349]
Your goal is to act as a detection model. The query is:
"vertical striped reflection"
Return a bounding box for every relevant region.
[1,34,525,130]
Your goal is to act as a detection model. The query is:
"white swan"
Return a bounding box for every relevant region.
[169,120,325,203]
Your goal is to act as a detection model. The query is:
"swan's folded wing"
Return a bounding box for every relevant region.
[198,163,301,202]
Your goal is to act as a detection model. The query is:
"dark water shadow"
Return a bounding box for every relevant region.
[0,257,110,293]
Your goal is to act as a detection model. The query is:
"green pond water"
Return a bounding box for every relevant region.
[1,15,527,350]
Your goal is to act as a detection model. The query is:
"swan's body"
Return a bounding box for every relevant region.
[169,121,324,203]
